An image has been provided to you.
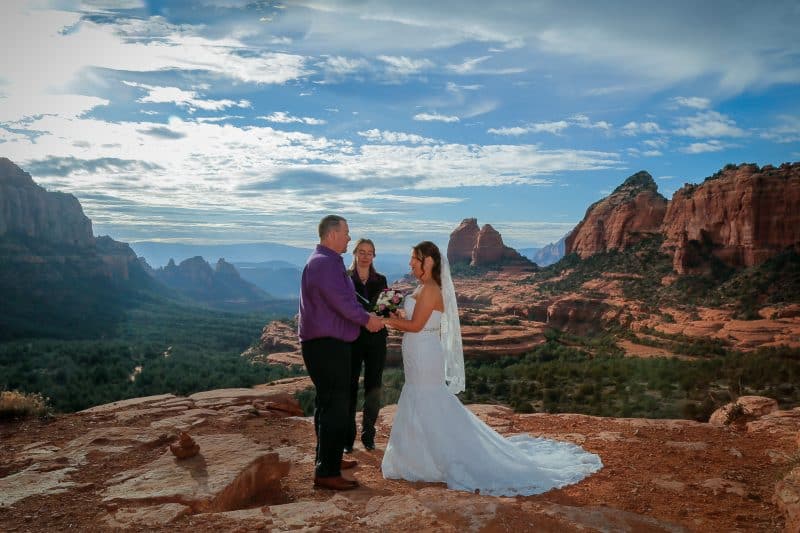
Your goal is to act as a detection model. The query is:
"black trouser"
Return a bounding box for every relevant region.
[346,330,387,449]
[301,337,352,478]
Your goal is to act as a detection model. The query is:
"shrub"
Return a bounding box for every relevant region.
[0,390,52,420]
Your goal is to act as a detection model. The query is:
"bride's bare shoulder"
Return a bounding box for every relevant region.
[419,282,444,311]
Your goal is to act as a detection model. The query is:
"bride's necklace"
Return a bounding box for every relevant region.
[357,268,369,283]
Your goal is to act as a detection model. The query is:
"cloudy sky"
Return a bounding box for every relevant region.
[1,0,799,253]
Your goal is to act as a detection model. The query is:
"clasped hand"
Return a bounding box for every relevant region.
[365,313,384,332]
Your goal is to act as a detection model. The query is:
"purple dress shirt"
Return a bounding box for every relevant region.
[298,244,370,342]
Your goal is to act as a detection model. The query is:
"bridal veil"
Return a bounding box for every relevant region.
[439,254,465,394]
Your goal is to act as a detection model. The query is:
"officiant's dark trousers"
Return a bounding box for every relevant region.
[301,337,352,477]
[347,330,387,449]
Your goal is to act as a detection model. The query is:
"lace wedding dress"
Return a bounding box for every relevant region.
[381,296,603,496]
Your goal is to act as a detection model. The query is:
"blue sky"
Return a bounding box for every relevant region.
[1,0,799,253]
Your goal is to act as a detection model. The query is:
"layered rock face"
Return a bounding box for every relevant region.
[565,171,668,259]
[0,158,94,247]
[447,218,530,267]
[661,163,800,274]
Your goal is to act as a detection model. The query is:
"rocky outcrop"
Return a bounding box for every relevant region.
[566,171,668,258]
[471,224,529,266]
[661,163,800,274]
[447,218,531,267]
[446,218,480,264]
[1,386,798,532]
[0,158,93,247]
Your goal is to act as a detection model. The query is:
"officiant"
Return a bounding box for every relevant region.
[346,238,389,452]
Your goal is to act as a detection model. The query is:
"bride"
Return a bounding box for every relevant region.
[380,241,602,496]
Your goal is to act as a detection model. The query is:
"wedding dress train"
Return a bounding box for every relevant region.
[381,296,603,496]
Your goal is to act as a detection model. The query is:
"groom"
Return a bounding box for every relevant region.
[298,214,384,491]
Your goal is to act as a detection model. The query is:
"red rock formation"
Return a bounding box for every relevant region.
[447,218,530,267]
[661,163,800,274]
[471,224,528,266]
[447,218,480,264]
[565,171,667,258]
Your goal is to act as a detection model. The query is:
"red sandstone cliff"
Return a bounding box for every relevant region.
[565,171,667,259]
[661,162,800,274]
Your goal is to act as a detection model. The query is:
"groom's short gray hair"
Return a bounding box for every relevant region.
[318,214,346,239]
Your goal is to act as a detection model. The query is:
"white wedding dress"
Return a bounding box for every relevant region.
[381,296,603,496]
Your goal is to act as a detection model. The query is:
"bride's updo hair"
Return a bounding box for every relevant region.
[413,241,442,286]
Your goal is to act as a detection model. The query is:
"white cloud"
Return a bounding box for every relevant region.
[446,82,482,92]
[260,112,327,125]
[0,5,308,122]
[760,114,800,143]
[488,126,530,136]
[680,140,728,153]
[357,129,435,145]
[195,115,244,123]
[570,114,611,130]
[642,150,663,157]
[643,138,667,149]
[123,82,250,112]
[320,55,370,76]
[488,120,569,136]
[447,56,490,74]
[674,111,746,138]
[622,121,663,136]
[377,55,434,76]
[671,96,711,109]
[413,112,459,123]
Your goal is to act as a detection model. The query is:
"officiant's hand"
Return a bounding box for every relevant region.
[366,313,384,332]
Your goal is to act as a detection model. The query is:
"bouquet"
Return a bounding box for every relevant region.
[374,288,404,317]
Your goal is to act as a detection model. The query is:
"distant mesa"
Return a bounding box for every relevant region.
[447,218,532,268]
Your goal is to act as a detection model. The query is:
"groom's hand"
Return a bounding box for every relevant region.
[366,314,384,332]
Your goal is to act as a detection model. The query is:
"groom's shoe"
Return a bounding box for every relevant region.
[361,439,375,451]
[341,458,358,470]
[313,475,359,491]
